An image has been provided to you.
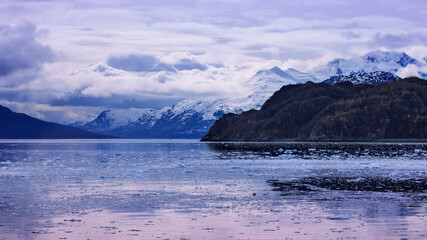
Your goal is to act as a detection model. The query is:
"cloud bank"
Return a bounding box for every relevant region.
[0,21,55,86]
[106,52,207,73]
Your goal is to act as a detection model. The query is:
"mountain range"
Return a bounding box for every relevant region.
[73,50,427,139]
[76,67,309,138]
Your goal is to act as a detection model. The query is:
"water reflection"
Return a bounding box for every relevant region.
[0,140,426,239]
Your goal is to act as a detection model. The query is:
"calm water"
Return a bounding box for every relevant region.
[0,139,426,239]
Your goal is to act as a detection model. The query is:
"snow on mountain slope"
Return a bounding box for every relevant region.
[241,66,319,109]
[80,66,317,138]
[324,71,399,85]
[248,66,318,91]
[80,98,247,138]
[145,66,316,131]
[315,51,426,79]
[166,98,243,121]
[284,68,320,82]
[81,108,157,131]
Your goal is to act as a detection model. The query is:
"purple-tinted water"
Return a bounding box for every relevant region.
[0,140,426,239]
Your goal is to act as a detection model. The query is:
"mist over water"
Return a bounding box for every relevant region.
[0,140,426,239]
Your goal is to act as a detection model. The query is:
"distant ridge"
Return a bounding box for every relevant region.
[0,105,114,139]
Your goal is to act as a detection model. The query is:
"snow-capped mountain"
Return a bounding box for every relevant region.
[242,66,319,109]
[164,98,243,121]
[80,99,245,138]
[108,99,245,138]
[315,51,426,79]
[77,50,427,138]
[252,66,318,87]
[79,67,317,138]
[324,71,399,85]
[81,108,156,132]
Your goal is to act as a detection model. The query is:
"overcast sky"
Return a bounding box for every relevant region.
[1,0,427,122]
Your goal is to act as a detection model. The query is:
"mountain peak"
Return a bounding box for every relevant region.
[362,50,419,67]
[254,66,319,83]
[269,66,295,79]
[316,50,426,80]
[255,66,286,77]
[327,58,345,67]
[270,66,283,72]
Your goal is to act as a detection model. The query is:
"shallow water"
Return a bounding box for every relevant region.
[0,139,426,239]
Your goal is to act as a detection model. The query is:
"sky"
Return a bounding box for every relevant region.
[1,0,427,123]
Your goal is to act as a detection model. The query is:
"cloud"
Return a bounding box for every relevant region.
[107,54,159,72]
[161,52,208,71]
[0,100,102,123]
[246,47,323,61]
[174,58,207,71]
[0,21,55,86]
[341,31,361,40]
[50,94,182,109]
[396,64,420,78]
[373,32,427,48]
[4,58,238,115]
[107,52,208,72]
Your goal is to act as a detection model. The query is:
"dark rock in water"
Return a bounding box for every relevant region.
[207,142,427,158]
[268,176,427,193]
[202,77,427,142]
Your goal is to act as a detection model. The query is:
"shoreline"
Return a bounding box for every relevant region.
[200,138,427,143]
